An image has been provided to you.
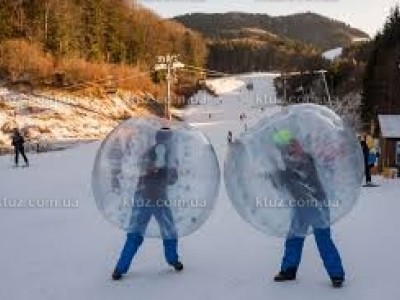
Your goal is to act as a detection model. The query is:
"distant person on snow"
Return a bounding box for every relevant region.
[227,131,233,144]
[112,128,183,281]
[360,138,371,184]
[11,128,29,167]
[270,130,345,288]
[368,151,378,170]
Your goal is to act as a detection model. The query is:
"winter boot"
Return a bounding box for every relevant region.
[331,277,344,288]
[112,269,123,281]
[274,268,297,282]
[171,261,184,272]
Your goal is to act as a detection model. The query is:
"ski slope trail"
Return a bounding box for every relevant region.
[0,73,399,300]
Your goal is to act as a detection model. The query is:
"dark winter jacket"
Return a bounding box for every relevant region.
[137,167,178,202]
[271,153,327,204]
[136,130,178,202]
[270,151,330,232]
[12,132,25,148]
[360,140,370,167]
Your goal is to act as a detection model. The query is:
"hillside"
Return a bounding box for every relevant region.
[207,38,326,73]
[362,5,400,124]
[0,0,206,147]
[0,87,161,151]
[1,73,400,300]
[0,0,206,95]
[174,12,369,50]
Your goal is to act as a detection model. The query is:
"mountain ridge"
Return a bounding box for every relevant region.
[173,12,370,50]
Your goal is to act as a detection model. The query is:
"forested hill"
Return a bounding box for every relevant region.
[174,12,369,50]
[0,0,206,94]
[362,5,400,122]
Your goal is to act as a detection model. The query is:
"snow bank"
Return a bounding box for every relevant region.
[0,89,151,149]
[205,77,245,95]
[322,47,343,60]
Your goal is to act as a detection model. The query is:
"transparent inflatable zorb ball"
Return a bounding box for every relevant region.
[225,104,364,238]
[92,116,220,238]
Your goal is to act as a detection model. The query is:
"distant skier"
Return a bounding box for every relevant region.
[360,138,371,184]
[227,131,233,144]
[112,128,183,281]
[368,151,378,169]
[270,129,345,288]
[11,128,29,167]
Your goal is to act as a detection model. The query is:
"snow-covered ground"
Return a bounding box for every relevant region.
[1,73,399,300]
[322,47,343,61]
[0,88,151,149]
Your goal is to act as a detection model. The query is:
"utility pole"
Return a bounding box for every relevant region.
[319,70,333,108]
[282,73,287,104]
[154,54,185,120]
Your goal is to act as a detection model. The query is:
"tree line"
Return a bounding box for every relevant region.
[207,38,328,74]
[0,0,206,95]
[362,4,400,125]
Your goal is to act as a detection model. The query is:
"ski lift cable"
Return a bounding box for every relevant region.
[179,67,227,78]
[184,65,232,77]
[60,70,155,91]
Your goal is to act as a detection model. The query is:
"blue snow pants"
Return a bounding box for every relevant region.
[281,227,345,278]
[115,206,179,274]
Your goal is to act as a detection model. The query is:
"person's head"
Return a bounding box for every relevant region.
[13,128,20,135]
[286,139,305,157]
[272,129,304,158]
[359,134,367,142]
[155,127,173,145]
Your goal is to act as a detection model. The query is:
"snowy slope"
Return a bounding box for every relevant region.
[1,73,399,300]
[205,76,246,95]
[0,88,151,149]
[322,47,343,61]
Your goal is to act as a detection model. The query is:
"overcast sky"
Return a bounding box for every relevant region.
[138,0,400,36]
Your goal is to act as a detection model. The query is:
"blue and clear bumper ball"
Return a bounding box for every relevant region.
[224,104,364,238]
[92,116,220,238]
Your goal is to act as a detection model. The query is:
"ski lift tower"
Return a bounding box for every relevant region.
[315,69,333,108]
[154,54,185,120]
